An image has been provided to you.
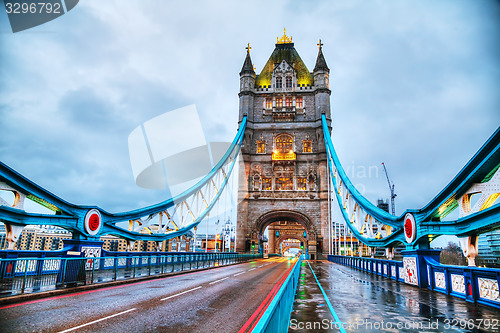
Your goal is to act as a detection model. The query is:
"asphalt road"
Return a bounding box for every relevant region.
[0,257,295,333]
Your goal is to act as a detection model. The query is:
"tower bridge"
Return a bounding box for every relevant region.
[237,33,332,259]
[1,31,500,332]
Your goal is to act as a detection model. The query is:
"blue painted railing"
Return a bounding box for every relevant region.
[0,252,261,296]
[328,255,405,282]
[252,257,301,333]
[328,255,500,309]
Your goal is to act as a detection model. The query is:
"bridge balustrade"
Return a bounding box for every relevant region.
[0,252,261,297]
[328,255,500,309]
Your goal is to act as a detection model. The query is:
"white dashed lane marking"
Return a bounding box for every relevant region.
[209,277,229,285]
[58,308,137,333]
[161,286,202,301]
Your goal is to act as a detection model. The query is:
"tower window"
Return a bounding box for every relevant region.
[276,98,283,108]
[275,134,293,153]
[275,176,293,191]
[276,77,282,89]
[265,98,272,109]
[297,177,307,190]
[257,141,266,154]
[303,140,312,153]
[296,97,303,108]
[286,98,292,107]
[286,77,292,89]
[262,178,272,191]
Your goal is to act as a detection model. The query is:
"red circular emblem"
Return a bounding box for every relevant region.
[404,213,416,243]
[88,213,100,231]
[404,218,412,238]
[84,209,102,236]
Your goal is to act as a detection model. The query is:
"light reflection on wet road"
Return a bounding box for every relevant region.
[290,261,500,333]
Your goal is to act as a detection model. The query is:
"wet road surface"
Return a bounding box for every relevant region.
[0,257,295,333]
[290,260,500,333]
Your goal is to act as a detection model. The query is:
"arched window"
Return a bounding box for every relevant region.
[276,77,282,89]
[257,141,265,154]
[285,77,292,89]
[275,134,293,153]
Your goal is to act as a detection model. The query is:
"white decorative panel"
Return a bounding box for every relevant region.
[15,259,37,274]
[82,246,101,270]
[42,259,61,271]
[478,278,500,302]
[435,272,446,289]
[451,274,465,294]
[391,266,396,277]
[403,257,418,286]
[378,263,382,272]
[118,258,126,266]
[399,267,405,280]
[383,265,387,275]
[104,258,114,268]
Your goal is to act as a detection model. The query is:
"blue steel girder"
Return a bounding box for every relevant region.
[322,114,500,247]
[0,116,247,243]
[419,204,500,238]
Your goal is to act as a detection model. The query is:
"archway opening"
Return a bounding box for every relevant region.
[252,209,317,259]
[265,220,308,256]
[280,237,302,257]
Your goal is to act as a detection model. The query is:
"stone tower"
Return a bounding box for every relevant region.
[236,32,332,259]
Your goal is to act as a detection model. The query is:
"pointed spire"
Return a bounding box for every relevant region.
[313,39,329,72]
[240,43,255,76]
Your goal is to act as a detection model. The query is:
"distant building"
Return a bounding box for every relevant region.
[14,225,72,251]
[0,224,176,252]
[478,230,500,268]
[377,199,389,213]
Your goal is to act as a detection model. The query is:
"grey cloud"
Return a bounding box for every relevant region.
[0,0,499,217]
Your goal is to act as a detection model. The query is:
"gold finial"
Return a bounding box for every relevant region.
[246,43,252,53]
[317,39,323,49]
[277,28,292,44]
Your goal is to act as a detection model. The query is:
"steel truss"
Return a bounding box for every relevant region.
[0,117,247,248]
[322,115,500,248]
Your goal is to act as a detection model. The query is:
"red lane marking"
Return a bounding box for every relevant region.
[238,279,283,333]
[0,261,256,310]
[238,261,296,333]
[248,265,294,332]
[242,263,294,332]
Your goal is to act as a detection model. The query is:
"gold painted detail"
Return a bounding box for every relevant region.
[277,28,292,44]
[272,151,296,161]
[26,194,60,213]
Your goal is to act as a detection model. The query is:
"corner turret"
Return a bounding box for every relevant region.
[240,43,256,92]
[313,40,331,119]
[239,44,256,123]
[313,40,330,88]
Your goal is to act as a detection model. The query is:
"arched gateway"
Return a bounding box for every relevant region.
[256,210,316,257]
[236,31,332,259]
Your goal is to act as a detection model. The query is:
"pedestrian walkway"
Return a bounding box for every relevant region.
[290,260,500,332]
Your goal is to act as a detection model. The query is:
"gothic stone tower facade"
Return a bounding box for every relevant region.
[236,32,332,259]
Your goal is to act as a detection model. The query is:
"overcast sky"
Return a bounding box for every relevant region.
[1,1,499,238]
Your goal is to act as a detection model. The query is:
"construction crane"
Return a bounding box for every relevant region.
[381,162,397,215]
